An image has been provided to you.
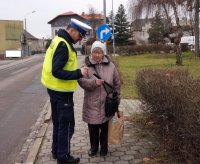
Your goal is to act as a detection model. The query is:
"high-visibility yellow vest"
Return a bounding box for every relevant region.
[41,36,78,92]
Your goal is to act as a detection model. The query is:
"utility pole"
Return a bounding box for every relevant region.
[112,0,115,56]
[103,0,106,24]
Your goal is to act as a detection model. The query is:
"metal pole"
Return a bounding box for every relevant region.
[112,0,115,56]
[24,18,27,31]
[103,0,106,24]
[103,0,107,54]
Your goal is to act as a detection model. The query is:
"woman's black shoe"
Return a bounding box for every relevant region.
[100,150,107,156]
[88,149,97,157]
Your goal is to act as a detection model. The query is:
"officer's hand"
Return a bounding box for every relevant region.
[81,66,88,76]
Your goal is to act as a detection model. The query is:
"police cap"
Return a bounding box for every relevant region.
[69,18,92,36]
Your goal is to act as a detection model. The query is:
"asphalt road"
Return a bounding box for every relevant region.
[0,55,48,164]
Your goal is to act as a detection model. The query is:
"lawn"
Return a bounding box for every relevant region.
[114,52,200,99]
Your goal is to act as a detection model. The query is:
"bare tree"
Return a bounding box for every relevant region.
[88,7,98,38]
[128,0,192,65]
[184,0,199,57]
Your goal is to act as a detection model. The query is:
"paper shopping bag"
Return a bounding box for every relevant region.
[108,111,124,144]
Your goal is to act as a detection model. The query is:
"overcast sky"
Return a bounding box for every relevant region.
[0,0,128,39]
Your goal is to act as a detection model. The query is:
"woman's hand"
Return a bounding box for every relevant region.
[95,79,104,86]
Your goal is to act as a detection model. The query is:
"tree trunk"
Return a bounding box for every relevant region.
[194,0,200,57]
[175,43,182,65]
[170,1,183,65]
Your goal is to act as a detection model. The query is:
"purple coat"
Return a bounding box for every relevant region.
[78,55,121,124]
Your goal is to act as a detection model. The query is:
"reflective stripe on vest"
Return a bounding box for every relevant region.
[41,36,78,92]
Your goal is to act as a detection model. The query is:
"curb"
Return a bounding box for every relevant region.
[22,100,51,164]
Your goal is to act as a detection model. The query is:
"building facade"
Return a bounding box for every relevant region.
[0,20,23,58]
[130,18,153,44]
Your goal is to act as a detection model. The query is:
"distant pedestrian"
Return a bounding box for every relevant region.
[78,41,121,157]
[41,18,91,164]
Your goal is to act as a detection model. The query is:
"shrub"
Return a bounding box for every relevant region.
[116,44,174,55]
[127,40,136,46]
[83,44,175,55]
[135,68,200,163]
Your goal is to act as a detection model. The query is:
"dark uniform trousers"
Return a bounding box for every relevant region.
[88,121,109,152]
[47,89,75,160]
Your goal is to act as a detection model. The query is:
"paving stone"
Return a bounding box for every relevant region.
[40,156,51,162]
[104,156,119,161]
[98,162,113,164]
[125,150,139,155]
[111,151,125,157]
[120,154,134,161]
[116,147,129,152]
[130,145,143,151]
[131,159,143,164]
[115,161,129,164]
[40,148,51,154]
[89,156,105,163]
[80,158,89,164]
[138,149,152,154]
[74,142,88,147]
[43,160,56,164]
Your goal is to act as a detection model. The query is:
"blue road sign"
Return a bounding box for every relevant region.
[96,24,111,41]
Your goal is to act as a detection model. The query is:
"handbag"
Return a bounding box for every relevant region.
[93,73,119,117]
[104,90,119,117]
[108,111,124,144]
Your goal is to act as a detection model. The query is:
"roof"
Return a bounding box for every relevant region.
[48,11,86,24]
[24,30,38,40]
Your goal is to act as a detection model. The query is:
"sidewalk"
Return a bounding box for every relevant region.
[33,87,158,164]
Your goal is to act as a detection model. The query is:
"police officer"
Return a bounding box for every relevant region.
[41,18,92,164]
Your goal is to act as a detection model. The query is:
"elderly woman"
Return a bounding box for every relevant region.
[78,41,121,157]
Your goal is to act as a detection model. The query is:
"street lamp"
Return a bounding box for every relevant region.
[22,10,36,57]
[24,10,36,31]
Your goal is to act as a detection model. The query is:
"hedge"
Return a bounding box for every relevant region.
[135,68,200,163]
